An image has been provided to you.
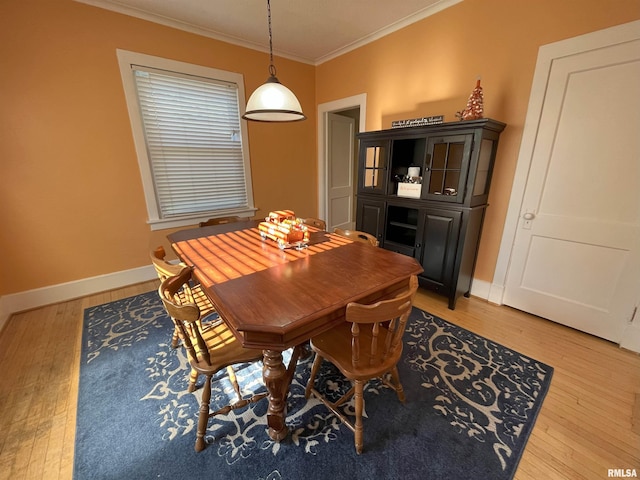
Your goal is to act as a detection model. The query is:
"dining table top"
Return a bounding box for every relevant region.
[168,220,423,350]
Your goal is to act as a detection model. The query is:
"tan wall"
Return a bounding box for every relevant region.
[0,0,316,295]
[316,0,640,284]
[2,0,639,297]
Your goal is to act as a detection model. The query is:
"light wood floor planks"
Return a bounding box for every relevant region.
[0,282,638,479]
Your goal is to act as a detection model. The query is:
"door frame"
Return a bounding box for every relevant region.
[317,94,367,223]
[490,19,640,351]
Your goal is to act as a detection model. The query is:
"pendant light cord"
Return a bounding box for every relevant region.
[267,0,277,77]
[242,0,306,121]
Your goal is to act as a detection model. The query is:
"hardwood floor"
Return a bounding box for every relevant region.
[0,282,638,479]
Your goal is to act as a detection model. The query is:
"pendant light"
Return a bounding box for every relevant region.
[243,0,306,122]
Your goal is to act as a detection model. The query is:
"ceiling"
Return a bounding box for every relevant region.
[75,0,462,65]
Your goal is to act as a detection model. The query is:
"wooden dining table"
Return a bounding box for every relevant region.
[167,220,423,441]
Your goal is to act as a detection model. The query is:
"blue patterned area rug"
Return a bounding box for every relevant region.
[74,291,553,480]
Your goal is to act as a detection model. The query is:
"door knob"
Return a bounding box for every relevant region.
[522,211,535,230]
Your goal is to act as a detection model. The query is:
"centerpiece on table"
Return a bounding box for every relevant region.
[259,210,310,249]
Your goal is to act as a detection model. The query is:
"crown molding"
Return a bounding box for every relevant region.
[315,0,463,65]
[74,0,462,66]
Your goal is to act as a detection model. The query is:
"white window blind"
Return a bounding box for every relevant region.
[132,66,248,219]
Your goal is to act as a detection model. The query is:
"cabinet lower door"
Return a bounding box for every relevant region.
[419,208,462,293]
[356,198,385,245]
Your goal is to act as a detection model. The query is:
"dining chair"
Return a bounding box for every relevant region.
[199,216,242,227]
[302,217,327,230]
[150,246,217,350]
[333,228,379,247]
[150,246,184,280]
[159,267,267,452]
[305,275,418,454]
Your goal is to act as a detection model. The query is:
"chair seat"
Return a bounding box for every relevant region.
[310,323,403,381]
[194,321,264,374]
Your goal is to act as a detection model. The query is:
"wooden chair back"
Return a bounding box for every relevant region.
[346,275,418,370]
[151,246,190,349]
[159,267,211,366]
[303,217,327,230]
[152,246,216,349]
[199,216,242,227]
[304,275,418,453]
[158,267,267,452]
[150,246,183,281]
[333,228,379,247]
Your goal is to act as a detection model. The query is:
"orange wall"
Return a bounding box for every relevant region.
[316,0,640,283]
[0,0,316,294]
[1,0,639,296]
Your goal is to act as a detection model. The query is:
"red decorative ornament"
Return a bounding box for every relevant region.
[456,79,484,121]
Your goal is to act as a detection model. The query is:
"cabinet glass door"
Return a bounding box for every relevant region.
[423,134,472,202]
[359,140,389,194]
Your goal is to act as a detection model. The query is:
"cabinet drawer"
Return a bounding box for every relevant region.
[383,241,415,258]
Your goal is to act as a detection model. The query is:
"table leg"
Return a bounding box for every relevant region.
[262,349,289,441]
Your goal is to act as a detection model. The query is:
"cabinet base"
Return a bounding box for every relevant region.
[416,276,467,310]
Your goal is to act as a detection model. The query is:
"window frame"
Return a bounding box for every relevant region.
[117,49,256,230]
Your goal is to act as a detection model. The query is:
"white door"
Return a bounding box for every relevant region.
[503,30,640,343]
[327,112,356,231]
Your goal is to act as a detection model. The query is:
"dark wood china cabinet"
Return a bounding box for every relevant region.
[356,118,506,309]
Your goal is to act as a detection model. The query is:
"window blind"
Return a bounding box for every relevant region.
[132,66,248,218]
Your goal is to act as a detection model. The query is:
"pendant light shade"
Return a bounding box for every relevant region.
[244,75,305,122]
[242,0,306,122]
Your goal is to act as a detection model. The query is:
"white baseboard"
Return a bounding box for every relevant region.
[4,270,636,353]
[0,265,157,332]
[620,323,640,354]
[2,269,489,331]
[469,278,491,301]
[487,283,505,305]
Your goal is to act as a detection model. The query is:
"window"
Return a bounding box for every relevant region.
[117,50,255,230]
